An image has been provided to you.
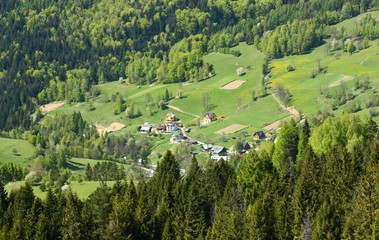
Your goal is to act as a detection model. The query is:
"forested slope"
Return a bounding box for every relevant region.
[1,0,378,130]
[0,114,378,239]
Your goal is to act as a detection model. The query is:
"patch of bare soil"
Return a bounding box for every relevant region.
[95,122,126,135]
[263,120,282,131]
[40,102,65,113]
[220,80,247,90]
[215,124,244,135]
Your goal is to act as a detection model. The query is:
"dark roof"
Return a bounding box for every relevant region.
[212,145,225,154]
[204,112,216,118]
[254,131,265,137]
[202,144,213,150]
[241,142,250,148]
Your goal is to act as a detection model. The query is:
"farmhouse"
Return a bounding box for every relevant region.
[212,145,226,155]
[241,142,251,152]
[188,138,198,145]
[203,112,217,124]
[166,122,178,132]
[254,131,266,139]
[211,155,229,162]
[138,122,152,133]
[166,112,177,121]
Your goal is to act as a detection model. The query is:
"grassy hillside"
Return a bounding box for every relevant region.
[48,43,287,152]
[271,11,379,121]
[0,138,35,166]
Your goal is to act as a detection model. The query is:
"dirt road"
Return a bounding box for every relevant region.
[272,94,300,117]
[167,105,200,118]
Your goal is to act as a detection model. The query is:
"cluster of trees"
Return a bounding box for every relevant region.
[21,112,150,162]
[0,113,378,239]
[353,13,379,40]
[217,47,242,57]
[0,162,28,184]
[85,162,126,181]
[259,19,328,58]
[38,69,91,104]
[276,83,291,107]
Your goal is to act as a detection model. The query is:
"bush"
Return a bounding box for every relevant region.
[25,171,42,185]
[286,64,296,72]
[39,181,46,192]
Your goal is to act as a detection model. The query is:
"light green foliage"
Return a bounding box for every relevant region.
[347,42,356,55]
[272,119,299,167]
[310,113,369,154]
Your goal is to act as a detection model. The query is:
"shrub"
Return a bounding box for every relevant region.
[25,171,42,185]
[286,64,296,72]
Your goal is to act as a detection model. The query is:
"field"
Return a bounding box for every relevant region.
[0,138,35,166]
[220,80,247,90]
[28,12,379,166]
[47,43,288,155]
[271,11,379,121]
[68,157,132,176]
[215,124,246,135]
[5,180,119,199]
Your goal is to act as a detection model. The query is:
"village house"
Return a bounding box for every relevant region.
[211,155,229,162]
[241,142,251,152]
[254,131,266,140]
[212,145,226,155]
[170,128,184,142]
[203,112,217,124]
[156,124,166,132]
[137,122,152,133]
[166,112,177,121]
[188,138,198,145]
[202,144,213,151]
[166,121,177,132]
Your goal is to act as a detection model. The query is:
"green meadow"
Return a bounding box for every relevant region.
[5,180,119,199]
[0,138,35,166]
[48,43,287,152]
[271,11,379,119]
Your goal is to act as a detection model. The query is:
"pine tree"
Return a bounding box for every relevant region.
[25,197,44,240]
[106,192,136,240]
[0,180,7,217]
[293,146,321,237]
[273,119,299,167]
[183,157,206,239]
[60,190,82,240]
[343,142,379,239]
[238,150,266,202]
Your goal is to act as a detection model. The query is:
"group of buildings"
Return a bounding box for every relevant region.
[137,111,221,142]
[137,111,270,162]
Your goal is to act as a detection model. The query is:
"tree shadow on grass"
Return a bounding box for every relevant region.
[66,161,84,171]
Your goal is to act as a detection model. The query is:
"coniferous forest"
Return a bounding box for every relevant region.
[1,0,379,239]
[0,115,379,239]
